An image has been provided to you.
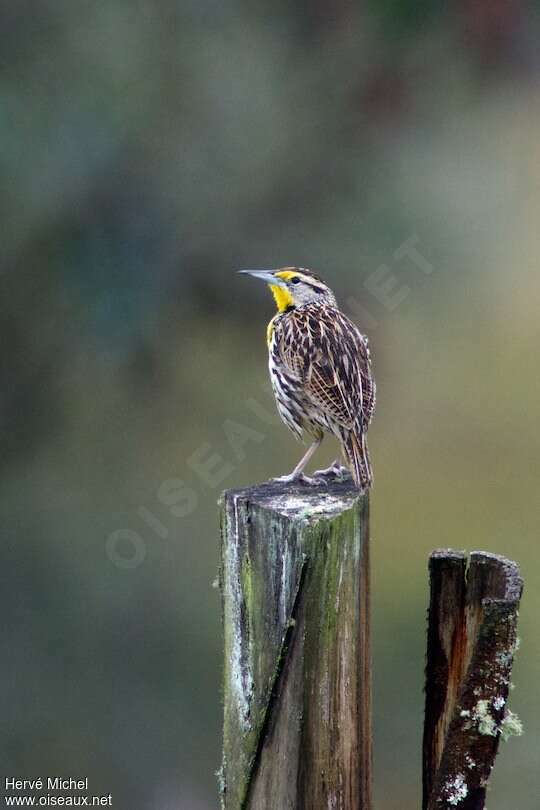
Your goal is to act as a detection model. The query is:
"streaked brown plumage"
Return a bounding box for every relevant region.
[239,267,375,490]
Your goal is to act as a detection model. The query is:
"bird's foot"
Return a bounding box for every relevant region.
[270,472,326,486]
[313,460,349,481]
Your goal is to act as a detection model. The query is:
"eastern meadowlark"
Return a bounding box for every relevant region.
[239,267,376,491]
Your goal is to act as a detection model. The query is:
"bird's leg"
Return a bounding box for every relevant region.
[313,457,350,480]
[271,437,324,485]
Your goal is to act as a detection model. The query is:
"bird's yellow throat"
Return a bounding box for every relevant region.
[269,284,294,313]
[267,270,298,344]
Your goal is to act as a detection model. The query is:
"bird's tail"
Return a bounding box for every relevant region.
[343,431,373,491]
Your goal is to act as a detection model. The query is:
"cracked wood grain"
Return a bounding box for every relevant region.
[219,477,371,810]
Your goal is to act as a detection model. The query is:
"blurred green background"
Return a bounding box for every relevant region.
[1,1,539,808]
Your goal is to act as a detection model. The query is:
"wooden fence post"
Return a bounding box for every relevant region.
[423,550,523,810]
[218,478,371,810]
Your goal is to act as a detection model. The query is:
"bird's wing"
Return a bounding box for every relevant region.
[277,306,375,429]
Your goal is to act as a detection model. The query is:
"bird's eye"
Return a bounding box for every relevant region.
[291,277,300,285]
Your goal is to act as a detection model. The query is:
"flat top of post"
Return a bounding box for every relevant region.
[222,477,366,522]
[429,548,523,602]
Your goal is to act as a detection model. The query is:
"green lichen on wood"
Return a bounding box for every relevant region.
[500,709,523,741]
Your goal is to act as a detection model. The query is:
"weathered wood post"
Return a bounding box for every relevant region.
[218,478,371,810]
[423,550,523,809]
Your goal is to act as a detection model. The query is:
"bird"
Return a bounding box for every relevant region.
[238,267,376,491]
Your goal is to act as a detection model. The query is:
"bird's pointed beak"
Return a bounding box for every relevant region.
[237,269,287,287]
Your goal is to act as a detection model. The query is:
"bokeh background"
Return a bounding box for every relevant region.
[1,2,539,808]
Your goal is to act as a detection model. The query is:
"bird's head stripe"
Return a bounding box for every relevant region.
[274,269,324,285]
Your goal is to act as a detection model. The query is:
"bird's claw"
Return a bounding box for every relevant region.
[313,461,349,481]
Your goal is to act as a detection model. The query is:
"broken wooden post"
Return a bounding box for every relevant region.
[423,550,523,810]
[218,478,371,810]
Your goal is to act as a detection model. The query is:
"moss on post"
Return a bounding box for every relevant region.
[219,478,371,810]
